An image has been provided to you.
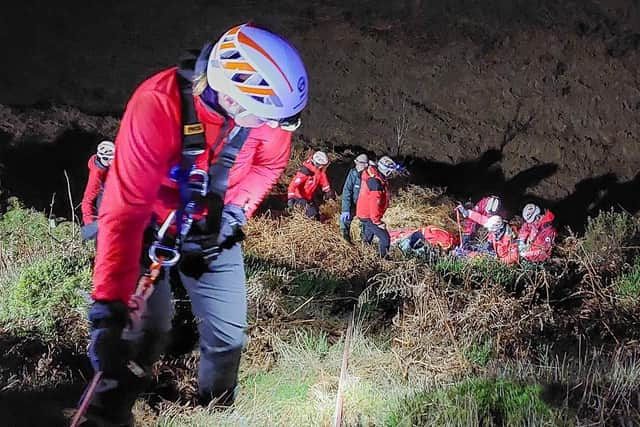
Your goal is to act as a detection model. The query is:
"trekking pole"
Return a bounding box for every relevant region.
[70,260,163,427]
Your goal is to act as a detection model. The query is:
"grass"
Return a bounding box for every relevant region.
[0,199,93,335]
[615,256,640,306]
[387,378,558,427]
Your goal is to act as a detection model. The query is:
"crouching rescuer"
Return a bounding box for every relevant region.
[80,23,308,426]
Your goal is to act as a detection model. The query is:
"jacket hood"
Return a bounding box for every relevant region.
[539,210,555,225]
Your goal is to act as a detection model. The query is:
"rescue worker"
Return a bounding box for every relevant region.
[356,156,398,257]
[81,23,308,426]
[339,153,368,242]
[517,203,557,262]
[456,205,519,264]
[80,140,114,240]
[287,150,333,219]
[459,195,504,250]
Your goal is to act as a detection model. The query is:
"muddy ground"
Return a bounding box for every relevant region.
[1,0,639,230]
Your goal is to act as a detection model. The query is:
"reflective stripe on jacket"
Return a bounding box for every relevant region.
[287,157,331,201]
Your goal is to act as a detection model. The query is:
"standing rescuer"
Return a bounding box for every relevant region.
[287,150,333,219]
[80,140,115,241]
[340,153,368,242]
[81,23,308,426]
[356,156,398,257]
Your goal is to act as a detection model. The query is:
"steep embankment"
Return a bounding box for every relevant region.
[1,0,639,224]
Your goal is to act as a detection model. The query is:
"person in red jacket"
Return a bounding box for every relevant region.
[460,195,504,249]
[81,23,308,426]
[356,156,398,257]
[456,207,519,265]
[287,150,332,218]
[517,203,557,262]
[80,140,114,241]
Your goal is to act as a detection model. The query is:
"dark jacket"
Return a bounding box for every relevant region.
[341,168,362,212]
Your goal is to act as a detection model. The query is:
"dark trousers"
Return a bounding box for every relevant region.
[288,198,319,219]
[88,243,246,423]
[360,218,390,257]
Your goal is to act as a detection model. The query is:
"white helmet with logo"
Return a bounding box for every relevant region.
[377,156,398,177]
[97,140,115,165]
[522,203,541,223]
[207,23,309,120]
[312,151,329,167]
[485,215,504,233]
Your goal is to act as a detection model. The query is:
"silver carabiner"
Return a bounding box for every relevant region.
[148,242,181,267]
[188,169,208,197]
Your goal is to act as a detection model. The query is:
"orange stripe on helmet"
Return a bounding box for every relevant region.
[220,42,236,50]
[237,32,294,92]
[222,61,256,71]
[226,26,242,36]
[238,85,275,96]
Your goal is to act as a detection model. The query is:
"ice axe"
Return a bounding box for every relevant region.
[70,260,163,427]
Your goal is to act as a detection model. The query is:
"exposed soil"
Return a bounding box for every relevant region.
[1,0,639,230]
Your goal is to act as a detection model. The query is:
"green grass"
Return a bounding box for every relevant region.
[0,200,93,334]
[615,256,640,308]
[387,378,557,427]
[465,340,493,367]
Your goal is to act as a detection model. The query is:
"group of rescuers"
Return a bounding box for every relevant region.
[75,22,556,426]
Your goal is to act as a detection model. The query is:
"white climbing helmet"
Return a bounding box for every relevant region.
[312,151,329,167]
[485,215,504,233]
[96,140,115,165]
[207,23,309,120]
[522,203,541,223]
[377,156,398,177]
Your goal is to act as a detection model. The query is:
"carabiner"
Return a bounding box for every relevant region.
[148,242,181,267]
[188,168,208,197]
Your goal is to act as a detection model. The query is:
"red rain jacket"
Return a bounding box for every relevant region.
[356,165,389,224]
[467,210,519,265]
[463,196,505,235]
[93,68,292,303]
[517,210,557,262]
[81,154,108,225]
[389,225,458,250]
[287,157,331,201]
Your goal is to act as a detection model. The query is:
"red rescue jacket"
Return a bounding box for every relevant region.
[517,210,556,262]
[93,68,292,303]
[463,196,505,235]
[287,157,331,201]
[467,210,519,265]
[356,165,389,224]
[81,154,108,225]
[389,226,458,250]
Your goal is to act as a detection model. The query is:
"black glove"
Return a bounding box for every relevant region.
[88,300,130,376]
[460,234,471,249]
[323,190,336,201]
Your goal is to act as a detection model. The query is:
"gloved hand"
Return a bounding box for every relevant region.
[88,300,130,375]
[455,204,469,218]
[217,204,246,248]
[81,222,98,240]
[340,211,351,223]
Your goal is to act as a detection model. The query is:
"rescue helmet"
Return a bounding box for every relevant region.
[485,196,501,215]
[96,140,115,165]
[522,203,541,223]
[312,151,329,167]
[207,23,309,120]
[377,156,398,177]
[485,215,504,234]
[354,154,369,171]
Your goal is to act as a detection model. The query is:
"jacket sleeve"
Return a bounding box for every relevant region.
[225,127,292,218]
[341,170,355,212]
[81,156,104,225]
[319,170,331,193]
[467,210,490,228]
[522,227,556,261]
[92,90,180,303]
[464,198,487,234]
[366,177,385,224]
[287,170,308,200]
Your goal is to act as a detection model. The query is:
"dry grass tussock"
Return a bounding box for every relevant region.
[384,185,459,234]
[245,209,381,280]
